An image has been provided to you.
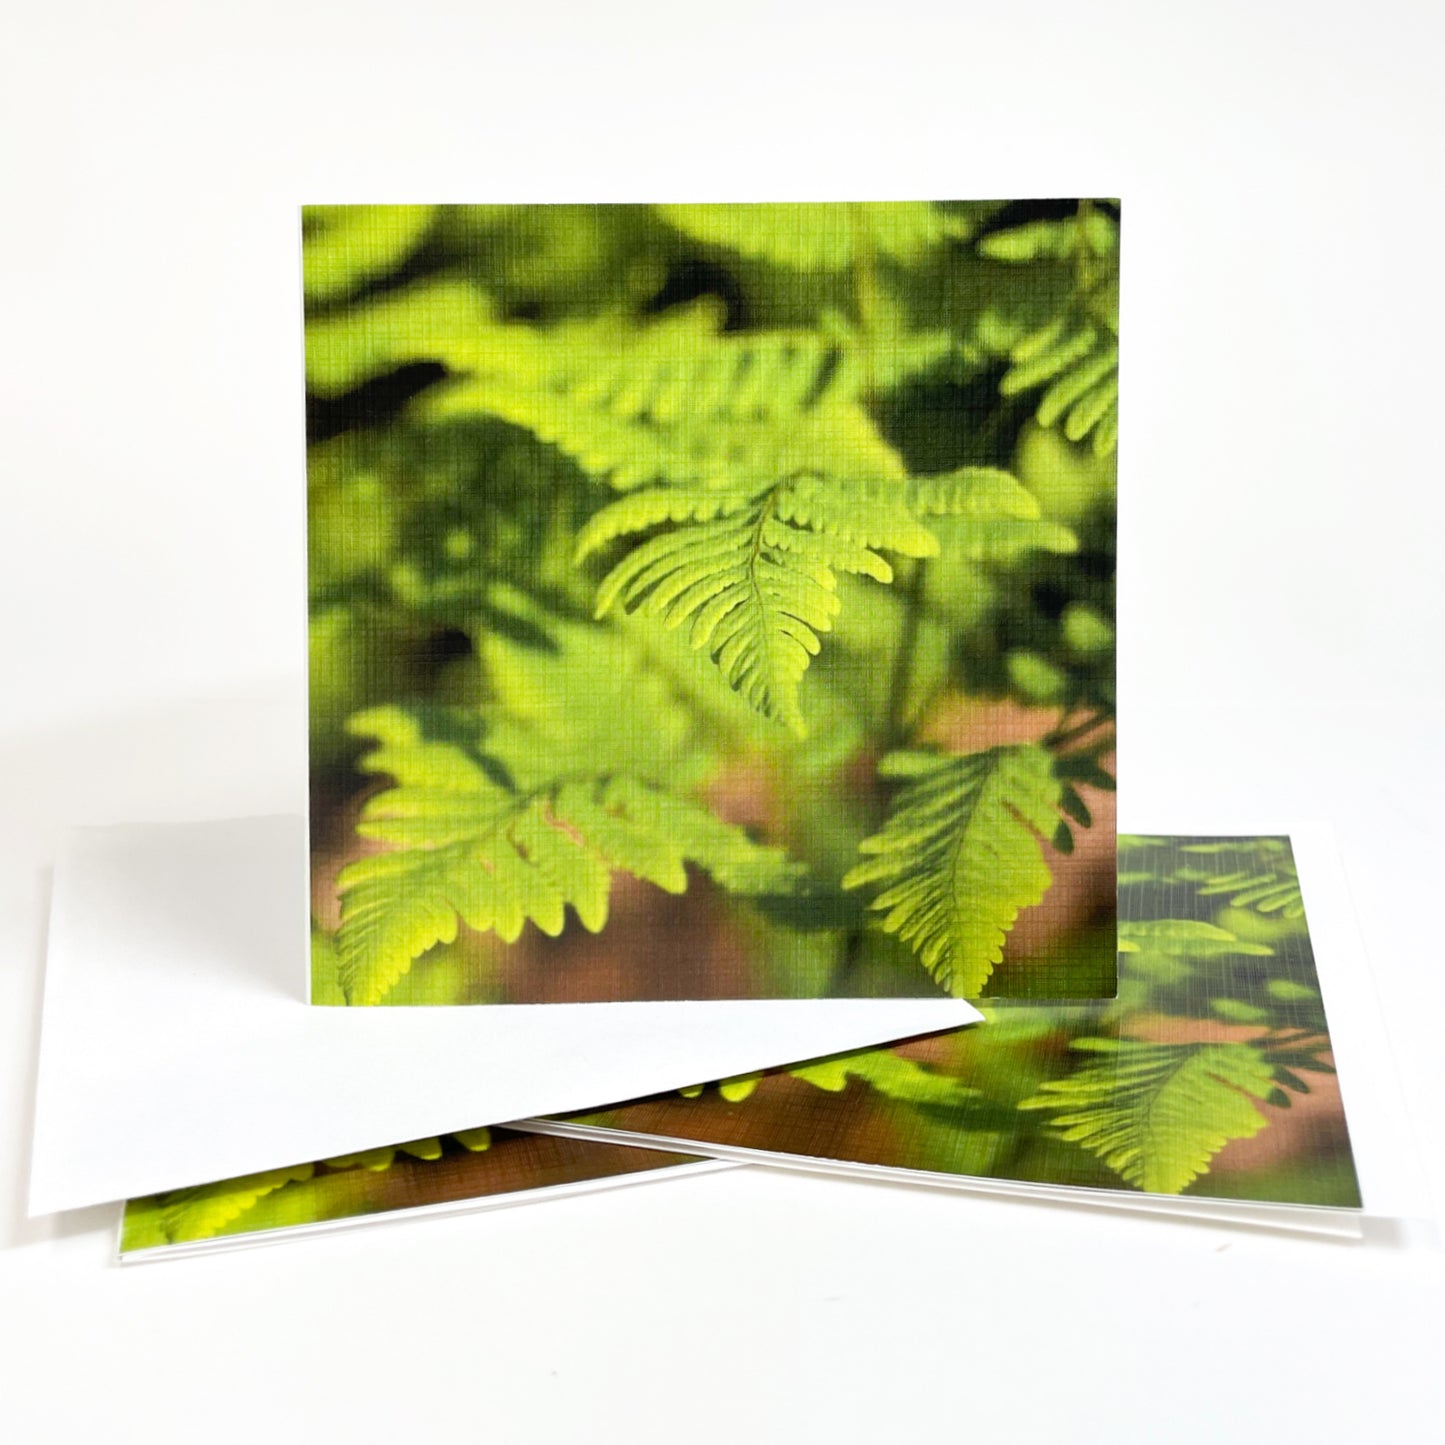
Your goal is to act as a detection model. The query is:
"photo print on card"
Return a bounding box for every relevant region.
[304,201,1118,1005]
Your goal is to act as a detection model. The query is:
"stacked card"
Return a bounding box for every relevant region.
[117,831,1390,1258]
[30,201,1398,1261]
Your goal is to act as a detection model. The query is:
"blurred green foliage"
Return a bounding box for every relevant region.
[121,841,1357,1247]
[304,201,1118,1005]
[121,1128,493,1251]
[595,836,1360,1205]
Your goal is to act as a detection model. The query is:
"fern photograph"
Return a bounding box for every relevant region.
[305,200,1118,1005]
[558,837,1361,1210]
[132,836,1359,1250]
[120,1128,698,1257]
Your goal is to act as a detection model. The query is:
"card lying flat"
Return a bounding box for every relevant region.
[526,832,1408,1237]
[304,200,1118,1006]
[119,831,1416,1255]
[119,1127,720,1263]
[28,817,976,1215]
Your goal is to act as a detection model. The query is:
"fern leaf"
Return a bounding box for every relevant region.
[474,592,717,788]
[907,467,1079,561]
[581,476,938,733]
[1120,919,1274,958]
[323,1130,488,1173]
[789,1050,980,1108]
[1000,333,1119,459]
[1019,1039,1277,1194]
[334,707,803,1003]
[905,466,1036,520]
[1000,323,1100,394]
[159,1163,316,1243]
[1180,843,1306,920]
[1198,870,1304,918]
[979,207,1120,457]
[978,210,1118,265]
[422,308,906,493]
[841,745,1063,996]
[322,1145,401,1172]
[703,1050,981,1107]
[656,201,968,271]
[718,1072,764,1102]
[324,1138,449,1171]
[390,309,1059,732]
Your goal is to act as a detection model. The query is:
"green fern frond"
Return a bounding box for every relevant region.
[318,296,1064,734]
[999,327,1118,459]
[656,201,969,271]
[905,465,1076,557]
[980,206,1120,457]
[310,929,347,1005]
[1019,1038,1277,1194]
[977,210,1118,265]
[922,477,1082,568]
[137,1127,497,1247]
[158,1163,317,1243]
[788,1050,980,1108]
[701,1050,981,1107]
[474,592,715,786]
[841,744,1063,997]
[334,707,803,1003]
[905,466,1041,521]
[1174,843,1305,920]
[1120,918,1275,958]
[579,475,942,733]
[423,307,906,492]
[1196,869,1305,919]
[826,309,965,395]
[321,1145,399,1172]
[1177,839,1292,857]
[322,1136,446,1172]
[307,276,881,486]
[717,1072,765,1102]
[322,1130,493,1174]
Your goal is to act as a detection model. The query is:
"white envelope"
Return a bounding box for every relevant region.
[28,816,976,1214]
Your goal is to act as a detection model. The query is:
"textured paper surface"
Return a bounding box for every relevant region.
[526,830,1412,1235]
[119,1127,721,1262]
[111,829,1424,1248]
[28,817,976,1214]
[303,200,1118,1007]
[115,826,1421,1254]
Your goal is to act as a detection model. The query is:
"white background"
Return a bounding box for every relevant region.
[3,1,1444,1439]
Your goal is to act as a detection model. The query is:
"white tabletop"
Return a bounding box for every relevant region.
[4,4,1444,1439]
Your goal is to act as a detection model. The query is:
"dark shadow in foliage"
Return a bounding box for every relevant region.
[307,362,450,445]
[645,258,751,331]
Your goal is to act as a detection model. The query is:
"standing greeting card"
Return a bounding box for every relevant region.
[29,199,1118,1218]
[304,200,1119,1007]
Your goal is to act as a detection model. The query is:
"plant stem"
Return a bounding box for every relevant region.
[883,558,927,749]
[847,202,882,398]
[828,206,927,996]
[1044,709,1113,751]
[831,557,929,996]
